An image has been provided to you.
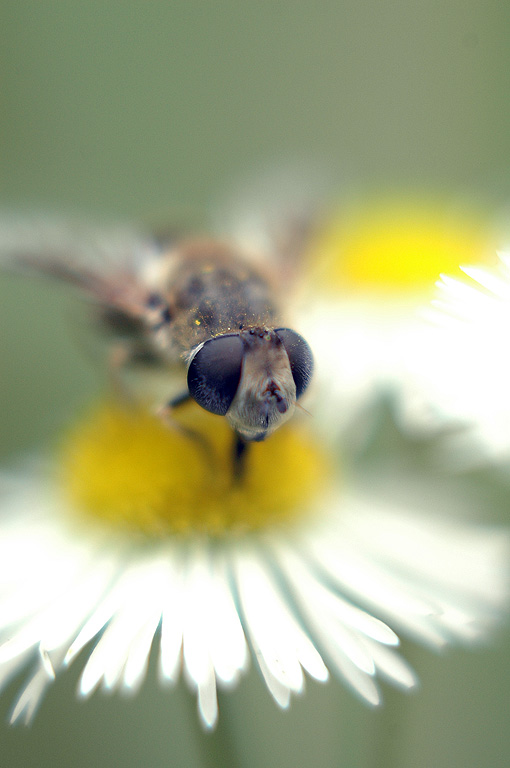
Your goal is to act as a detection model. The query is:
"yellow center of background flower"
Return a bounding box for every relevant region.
[309,200,495,293]
[60,401,331,536]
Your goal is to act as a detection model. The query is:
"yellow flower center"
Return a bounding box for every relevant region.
[309,200,493,294]
[59,401,331,537]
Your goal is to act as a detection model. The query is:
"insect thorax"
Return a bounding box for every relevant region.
[164,240,279,353]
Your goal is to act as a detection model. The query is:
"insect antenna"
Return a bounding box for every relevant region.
[295,401,312,417]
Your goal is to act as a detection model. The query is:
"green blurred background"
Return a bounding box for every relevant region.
[1,2,509,767]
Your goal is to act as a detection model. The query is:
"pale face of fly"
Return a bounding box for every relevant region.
[226,330,297,441]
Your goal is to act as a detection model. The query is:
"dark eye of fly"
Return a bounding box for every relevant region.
[275,328,314,398]
[187,334,244,415]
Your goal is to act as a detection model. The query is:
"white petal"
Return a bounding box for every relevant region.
[233,546,328,702]
[274,539,398,645]
[78,555,170,696]
[158,559,184,684]
[461,265,510,300]
[256,654,292,709]
[272,542,385,702]
[204,552,248,687]
[0,654,32,696]
[362,639,418,689]
[41,555,118,653]
[10,666,53,725]
[181,545,219,729]
[196,672,219,730]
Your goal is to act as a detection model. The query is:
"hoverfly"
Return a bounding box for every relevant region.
[0,216,314,478]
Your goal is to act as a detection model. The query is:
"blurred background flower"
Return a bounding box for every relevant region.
[414,254,510,466]
[2,2,510,768]
[302,197,499,434]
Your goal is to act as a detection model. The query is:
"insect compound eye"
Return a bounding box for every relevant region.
[275,328,314,399]
[187,334,244,415]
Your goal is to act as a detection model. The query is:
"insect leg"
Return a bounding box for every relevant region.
[165,391,192,409]
[108,343,134,401]
[157,391,195,431]
[232,435,250,483]
[157,394,216,479]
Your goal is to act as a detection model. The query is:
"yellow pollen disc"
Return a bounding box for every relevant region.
[308,200,494,294]
[59,401,331,537]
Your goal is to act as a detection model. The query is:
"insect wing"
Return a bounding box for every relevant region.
[0,214,160,322]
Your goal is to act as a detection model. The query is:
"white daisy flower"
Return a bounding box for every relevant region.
[0,207,507,731]
[0,400,507,729]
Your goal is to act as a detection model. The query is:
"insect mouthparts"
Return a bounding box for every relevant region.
[263,380,288,414]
